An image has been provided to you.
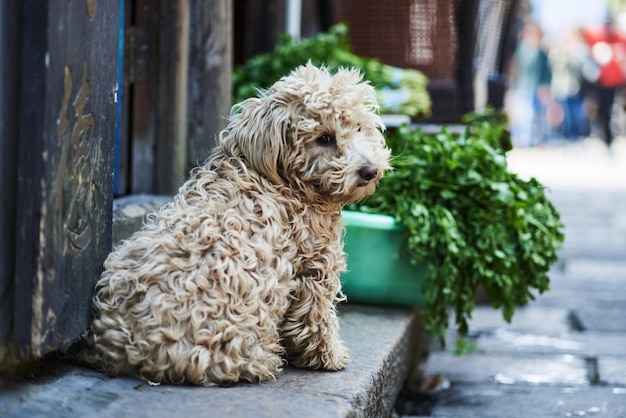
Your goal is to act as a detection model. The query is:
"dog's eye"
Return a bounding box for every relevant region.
[357,125,361,132]
[317,134,335,146]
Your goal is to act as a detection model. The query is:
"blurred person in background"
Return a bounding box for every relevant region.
[548,28,591,140]
[509,19,553,147]
[582,16,626,148]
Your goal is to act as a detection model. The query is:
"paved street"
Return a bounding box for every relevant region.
[403,137,626,417]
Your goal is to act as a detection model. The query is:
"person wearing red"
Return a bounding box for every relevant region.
[583,17,626,147]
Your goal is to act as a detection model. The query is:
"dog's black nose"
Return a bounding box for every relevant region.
[358,164,379,181]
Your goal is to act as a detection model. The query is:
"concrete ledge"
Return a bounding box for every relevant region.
[112,194,171,244]
[0,306,423,418]
[0,194,425,417]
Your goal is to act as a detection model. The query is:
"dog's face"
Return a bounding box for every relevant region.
[228,63,391,204]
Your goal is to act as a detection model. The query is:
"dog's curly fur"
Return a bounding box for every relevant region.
[80,64,390,385]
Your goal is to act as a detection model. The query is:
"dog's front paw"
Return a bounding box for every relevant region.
[321,340,350,371]
[288,339,350,371]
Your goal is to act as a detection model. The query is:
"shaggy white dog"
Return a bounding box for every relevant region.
[81,63,391,385]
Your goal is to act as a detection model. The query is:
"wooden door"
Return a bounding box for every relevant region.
[14,0,120,360]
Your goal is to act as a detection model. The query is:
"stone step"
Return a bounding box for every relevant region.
[0,195,425,417]
[0,306,423,418]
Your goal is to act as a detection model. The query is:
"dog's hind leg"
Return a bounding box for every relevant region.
[131,306,286,385]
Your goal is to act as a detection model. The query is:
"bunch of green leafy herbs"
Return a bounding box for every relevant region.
[347,118,565,340]
[233,23,431,117]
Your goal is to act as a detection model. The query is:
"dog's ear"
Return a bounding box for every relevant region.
[226,97,290,184]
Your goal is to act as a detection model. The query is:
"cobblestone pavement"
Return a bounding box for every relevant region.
[400,137,626,417]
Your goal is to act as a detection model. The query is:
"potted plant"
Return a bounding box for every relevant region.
[343,110,565,339]
[233,23,431,119]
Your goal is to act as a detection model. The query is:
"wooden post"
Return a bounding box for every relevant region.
[14,0,119,360]
[129,0,160,193]
[186,0,233,166]
[154,0,190,194]
[456,0,480,115]
[0,0,23,362]
[128,0,232,195]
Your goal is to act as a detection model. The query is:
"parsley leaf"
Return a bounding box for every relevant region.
[348,121,564,340]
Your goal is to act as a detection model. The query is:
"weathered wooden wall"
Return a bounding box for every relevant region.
[0,0,23,362]
[128,0,159,194]
[1,0,232,370]
[14,0,120,360]
[186,0,233,166]
[154,0,190,194]
[128,0,232,195]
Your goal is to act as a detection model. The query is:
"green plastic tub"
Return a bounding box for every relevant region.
[340,210,426,307]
